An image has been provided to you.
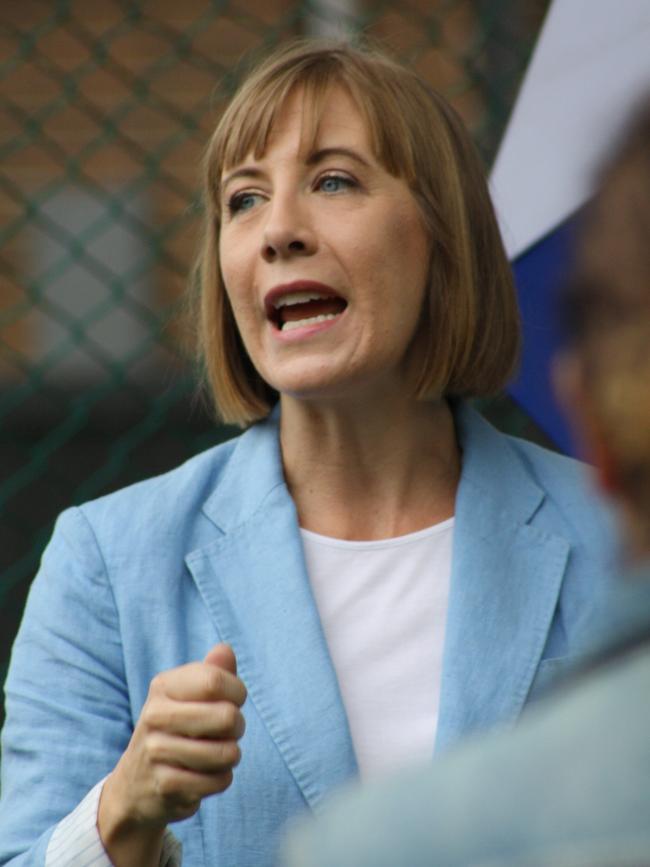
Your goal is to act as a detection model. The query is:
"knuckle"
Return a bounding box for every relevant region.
[219,702,238,731]
[217,770,234,792]
[217,740,241,767]
[205,667,223,697]
[140,702,162,731]
[230,743,242,767]
[176,802,200,820]
[149,672,166,695]
[175,790,201,810]
[235,710,246,738]
[213,769,234,793]
[156,768,180,799]
[144,732,166,763]
[153,770,201,821]
[166,704,183,731]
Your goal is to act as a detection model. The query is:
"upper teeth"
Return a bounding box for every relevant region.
[273,291,330,309]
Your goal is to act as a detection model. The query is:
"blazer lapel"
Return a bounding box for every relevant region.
[435,404,570,751]
[185,405,570,773]
[185,414,357,810]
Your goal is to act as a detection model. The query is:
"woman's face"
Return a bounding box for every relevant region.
[218,85,431,404]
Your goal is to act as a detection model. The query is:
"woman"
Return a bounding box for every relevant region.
[0,40,615,867]
[281,91,650,867]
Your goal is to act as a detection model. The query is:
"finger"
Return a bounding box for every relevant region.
[151,662,247,706]
[204,642,237,675]
[155,765,235,814]
[149,732,242,774]
[145,701,246,740]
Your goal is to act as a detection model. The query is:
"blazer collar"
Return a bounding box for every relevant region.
[435,402,570,750]
[200,403,546,530]
[201,409,286,533]
[188,410,357,811]
[453,401,545,524]
[193,402,573,769]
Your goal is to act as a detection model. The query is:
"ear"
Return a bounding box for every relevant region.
[552,351,621,497]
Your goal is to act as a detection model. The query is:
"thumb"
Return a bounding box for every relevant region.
[204,642,237,675]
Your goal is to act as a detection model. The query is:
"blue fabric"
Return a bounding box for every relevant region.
[0,403,616,866]
[281,566,650,867]
[509,215,581,455]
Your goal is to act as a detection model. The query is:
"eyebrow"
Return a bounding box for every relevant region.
[221,166,264,191]
[306,147,371,168]
[221,147,371,192]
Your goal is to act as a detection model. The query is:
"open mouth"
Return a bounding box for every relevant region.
[268,290,347,332]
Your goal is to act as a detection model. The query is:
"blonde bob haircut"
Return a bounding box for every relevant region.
[197,39,520,426]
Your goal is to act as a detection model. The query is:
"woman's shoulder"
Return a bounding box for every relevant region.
[83,431,241,516]
[59,410,284,569]
[456,402,615,548]
[503,432,617,551]
[457,402,593,492]
[504,430,593,491]
[52,428,254,567]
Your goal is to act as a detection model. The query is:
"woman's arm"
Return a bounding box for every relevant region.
[0,507,246,866]
[0,507,133,864]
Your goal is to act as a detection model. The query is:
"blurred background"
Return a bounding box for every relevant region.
[0,0,551,724]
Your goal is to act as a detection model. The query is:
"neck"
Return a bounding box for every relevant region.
[279,392,461,540]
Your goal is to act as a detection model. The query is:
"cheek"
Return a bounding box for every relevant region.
[218,239,237,292]
[397,206,430,268]
[373,211,430,298]
[219,241,250,312]
[398,214,430,295]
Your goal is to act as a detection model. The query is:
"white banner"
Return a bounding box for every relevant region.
[490,0,650,261]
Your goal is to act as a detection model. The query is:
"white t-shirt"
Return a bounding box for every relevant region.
[301,518,454,780]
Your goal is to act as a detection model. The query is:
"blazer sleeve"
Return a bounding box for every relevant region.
[0,507,134,865]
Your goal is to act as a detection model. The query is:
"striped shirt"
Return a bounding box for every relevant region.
[46,780,181,867]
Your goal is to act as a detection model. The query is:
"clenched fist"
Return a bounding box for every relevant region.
[98,644,247,867]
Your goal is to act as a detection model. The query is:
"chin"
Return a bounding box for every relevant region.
[259,354,402,407]
[277,381,346,404]
[261,361,347,399]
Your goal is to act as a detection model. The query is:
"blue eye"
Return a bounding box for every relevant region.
[318,175,353,193]
[228,192,261,214]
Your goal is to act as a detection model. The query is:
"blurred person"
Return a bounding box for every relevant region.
[0,41,615,867]
[281,94,650,867]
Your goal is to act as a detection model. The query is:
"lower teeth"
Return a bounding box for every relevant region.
[281,313,339,332]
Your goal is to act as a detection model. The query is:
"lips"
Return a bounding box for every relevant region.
[265,282,347,331]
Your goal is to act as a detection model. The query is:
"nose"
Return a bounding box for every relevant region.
[261,195,317,262]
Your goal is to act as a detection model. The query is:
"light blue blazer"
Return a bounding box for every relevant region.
[281,569,650,867]
[0,403,616,866]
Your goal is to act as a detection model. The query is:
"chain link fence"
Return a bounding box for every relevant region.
[1,0,550,717]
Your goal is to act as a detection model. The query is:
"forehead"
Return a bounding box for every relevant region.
[264,85,369,153]
[220,83,376,176]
